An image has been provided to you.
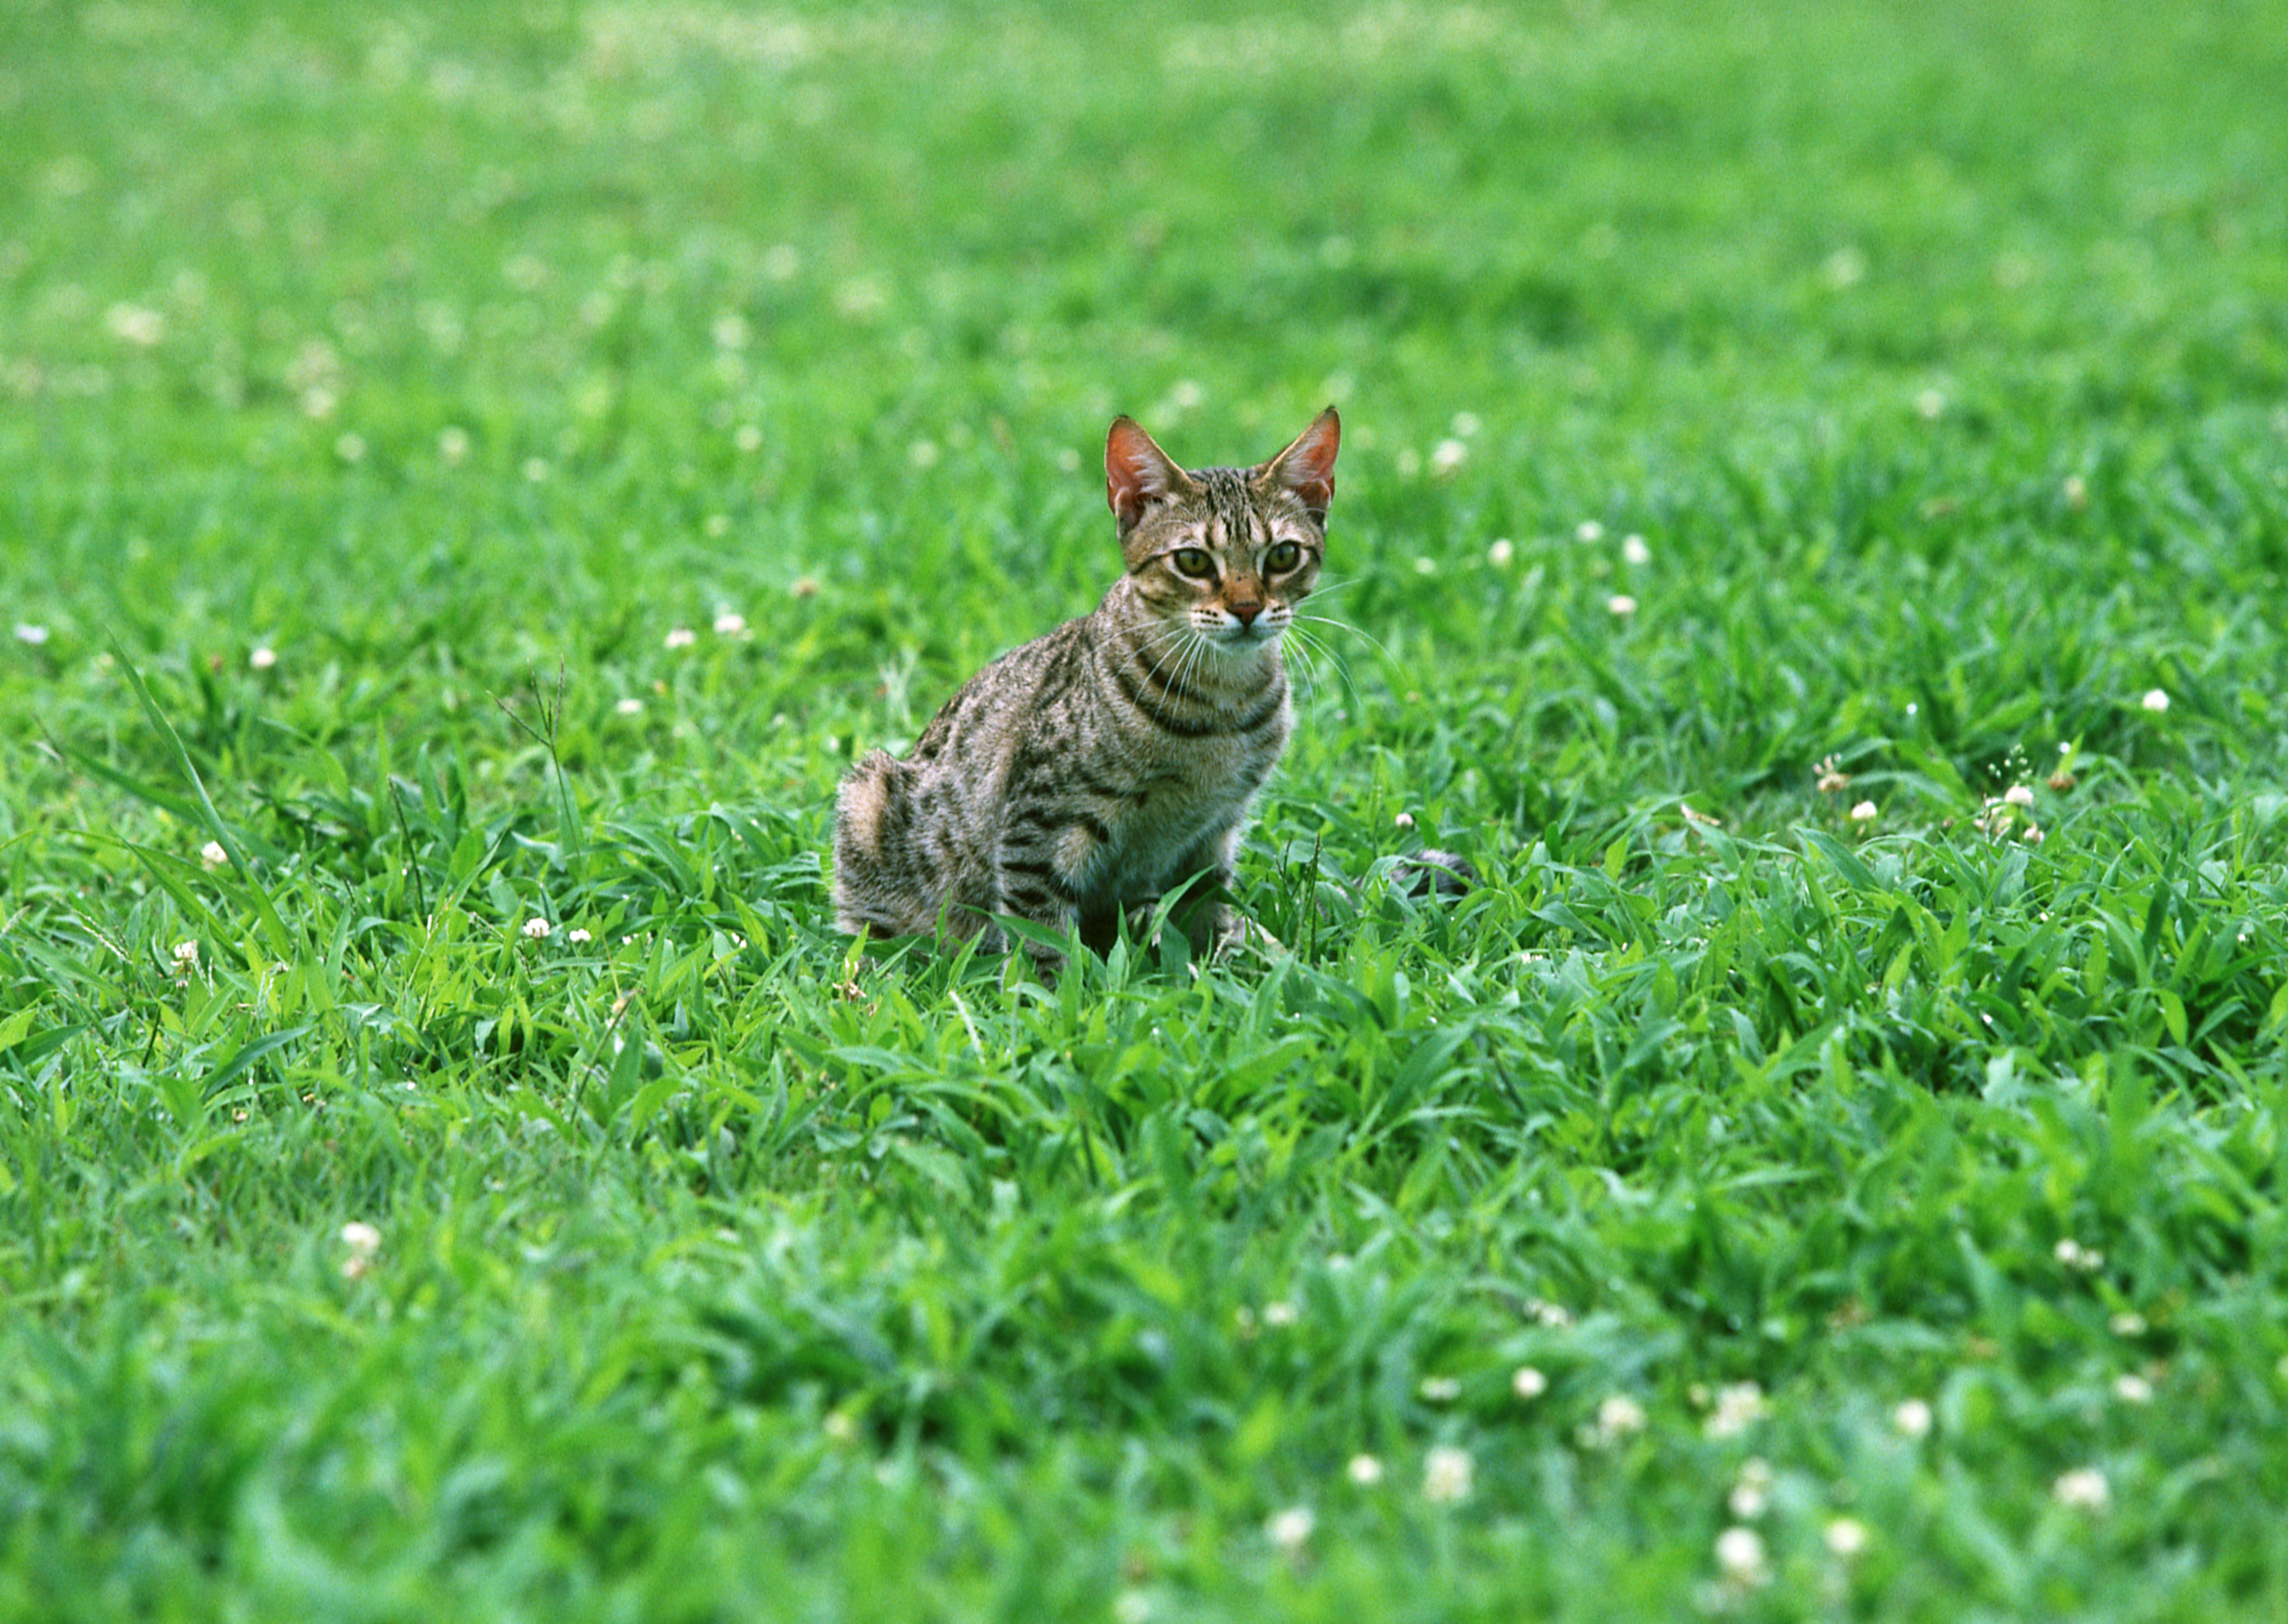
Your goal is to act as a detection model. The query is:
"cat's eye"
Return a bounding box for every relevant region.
[1265,541,1303,573]
[1171,548,1215,579]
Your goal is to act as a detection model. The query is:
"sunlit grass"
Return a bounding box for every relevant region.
[4,0,2288,1618]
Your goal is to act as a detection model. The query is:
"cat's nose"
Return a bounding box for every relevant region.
[1230,603,1262,627]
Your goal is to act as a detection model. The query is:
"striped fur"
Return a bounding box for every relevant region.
[834,409,1340,973]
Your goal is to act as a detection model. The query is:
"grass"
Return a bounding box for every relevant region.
[4,0,2288,1616]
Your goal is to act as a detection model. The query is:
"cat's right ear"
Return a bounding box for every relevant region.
[1106,416,1190,532]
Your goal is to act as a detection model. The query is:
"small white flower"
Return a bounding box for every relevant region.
[1849,800,1878,823]
[567,928,593,945]
[2109,1311,2148,1337]
[821,1410,856,1444]
[1430,437,1468,475]
[1705,1381,1768,1439]
[522,916,552,940]
[1621,534,1651,565]
[1527,1298,1574,1329]
[1892,1398,1933,1438]
[2112,1373,2154,1405]
[1421,1445,1474,1505]
[249,645,277,670]
[1413,555,1436,575]
[713,610,747,636]
[615,696,644,716]
[1266,1505,1315,1553]
[1488,537,1515,566]
[1575,520,1605,543]
[1915,389,1947,420]
[340,1221,382,1256]
[438,425,471,464]
[711,312,751,351]
[1511,1365,1548,1401]
[1580,1394,1646,1449]
[199,840,228,869]
[1607,593,1638,617]
[13,623,49,645]
[1393,811,1415,829]
[734,423,763,453]
[1419,1376,1460,1403]
[1260,1301,1298,1329]
[2053,1467,2110,1511]
[1823,1516,1870,1558]
[1346,1453,1384,1487]
[665,627,696,649]
[2141,688,2170,713]
[522,457,551,482]
[2022,823,2044,845]
[170,939,200,973]
[2004,784,2034,806]
[1450,410,1481,437]
[1713,1526,1768,1584]
[106,302,166,346]
[1113,1590,1152,1624]
[1170,379,1204,409]
[907,439,940,468]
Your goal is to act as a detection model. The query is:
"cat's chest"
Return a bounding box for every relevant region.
[1085,734,1275,896]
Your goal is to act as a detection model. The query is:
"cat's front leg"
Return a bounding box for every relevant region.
[992,826,1090,977]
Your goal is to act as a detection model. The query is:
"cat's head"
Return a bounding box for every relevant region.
[1103,407,1339,658]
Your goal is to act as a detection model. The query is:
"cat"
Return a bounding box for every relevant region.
[833,407,1340,975]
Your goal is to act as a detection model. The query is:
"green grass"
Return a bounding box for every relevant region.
[5,0,2288,1616]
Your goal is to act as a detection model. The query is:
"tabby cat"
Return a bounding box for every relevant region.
[833,408,1340,973]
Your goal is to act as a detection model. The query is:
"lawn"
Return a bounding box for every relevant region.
[4,0,2288,1617]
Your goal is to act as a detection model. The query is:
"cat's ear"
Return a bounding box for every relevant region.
[1259,406,1340,522]
[1105,416,1192,531]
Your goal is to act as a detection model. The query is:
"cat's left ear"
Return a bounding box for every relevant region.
[1258,406,1340,522]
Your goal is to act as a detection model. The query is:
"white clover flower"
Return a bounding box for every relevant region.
[713,610,747,636]
[1622,534,1651,565]
[1914,389,1947,420]
[1527,1299,1574,1329]
[1713,1526,1768,1584]
[438,425,471,464]
[2022,824,2044,845]
[522,916,552,940]
[1260,1301,1298,1329]
[664,627,697,649]
[567,928,593,945]
[2053,1467,2110,1511]
[615,697,644,716]
[1450,410,1481,437]
[1706,1382,1768,1439]
[1346,1453,1384,1487]
[1720,1463,1775,1528]
[1393,811,1415,829]
[1430,437,1468,475]
[1421,1445,1474,1505]
[734,423,763,452]
[907,439,940,468]
[1575,520,1605,543]
[2141,689,2169,713]
[1419,1376,1460,1403]
[2004,783,2034,806]
[249,645,278,670]
[522,457,551,482]
[200,840,228,869]
[1413,555,1436,575]
[170,939,201,976]
[2109,1311,2148,1337]
[1170,380,1204,409]
[2112,1373,2154,1405]
[1113,1590,1152,1624]
[107,302,166,346]
[13,623,49,645]
[1580,1394,1647,1449]
[340,1221,382,1256]
[1892,1398,1933,1438]
[1487,537,1515,566]
[1512,1365,1548,1401]
[1607,593,1639,617]
[1850,800,1878,823]
[1266,1505,1315,1553]
[1823,1517,1870,1558]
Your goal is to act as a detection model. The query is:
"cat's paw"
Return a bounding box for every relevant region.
[1211,914,1285,961]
